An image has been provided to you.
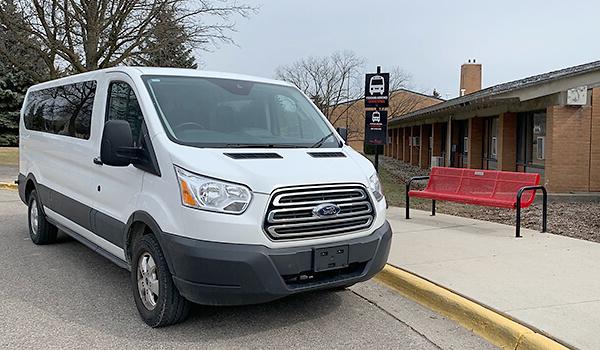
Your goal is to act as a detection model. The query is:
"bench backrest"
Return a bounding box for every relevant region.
[426,167,541,206]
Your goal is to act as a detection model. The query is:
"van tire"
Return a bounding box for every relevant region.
[131,233,190,327]
[27,190,58,245]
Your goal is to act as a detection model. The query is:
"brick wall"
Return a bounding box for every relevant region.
[591,88,600,191]
[497,112,517,171]
[396,128,403,160]
[460,63,482,95]
[410,126,419,166]
[392,129,400,159]
[385,130,391,156]
[468,118,484,169]
[404,128,410,161]
[420,124,431,169]
[432,123,444,158]
[546,104,593,192]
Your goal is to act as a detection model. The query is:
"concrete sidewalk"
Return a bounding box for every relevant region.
[0,165,18,184]
[386,206,600,350]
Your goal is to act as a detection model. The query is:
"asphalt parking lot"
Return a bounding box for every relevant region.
[0,189,495,349]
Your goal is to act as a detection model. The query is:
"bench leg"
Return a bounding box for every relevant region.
[542,190,548,233]
[431,200,436,216]
[515,202,522,238]
[405,183,410,219]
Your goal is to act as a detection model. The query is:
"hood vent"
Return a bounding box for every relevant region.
[307,152,346,158]
[224,152,283,159]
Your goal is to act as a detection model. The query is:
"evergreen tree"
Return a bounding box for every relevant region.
[0,1,45,146]
[0,65,35,146]
[136,8,198,69]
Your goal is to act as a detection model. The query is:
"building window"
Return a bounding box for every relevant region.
[482,116,499,170]
[536,136,545,160]
[517,111,546,172]
[491,137,497,158]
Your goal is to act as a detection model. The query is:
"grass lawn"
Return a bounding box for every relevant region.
[0,147,19,166]
[378,166,405,207]
[378,166,429,208]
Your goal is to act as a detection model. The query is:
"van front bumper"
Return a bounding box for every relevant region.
[159,221,392,306]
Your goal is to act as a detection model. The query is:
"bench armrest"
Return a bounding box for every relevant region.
[405,176,430,219]
[406,176,430,191]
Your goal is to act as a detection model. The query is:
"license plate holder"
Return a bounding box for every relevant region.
[313,245,349,272]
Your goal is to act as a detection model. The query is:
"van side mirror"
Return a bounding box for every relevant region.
[336,127,348,143]
[100,120,137,167]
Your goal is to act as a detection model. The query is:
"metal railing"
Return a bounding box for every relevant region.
[515,185,547,238]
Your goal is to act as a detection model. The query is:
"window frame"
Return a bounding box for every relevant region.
[104,80,147,147]
[517,111,546,169]
[23,80,97,140]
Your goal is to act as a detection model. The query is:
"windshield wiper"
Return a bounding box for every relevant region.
[224,143,304,148]
[310,132,336,148]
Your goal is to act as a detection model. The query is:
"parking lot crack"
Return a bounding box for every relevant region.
[349,289,443,350]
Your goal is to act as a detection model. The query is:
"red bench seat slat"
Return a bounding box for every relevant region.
[409,167,541,209]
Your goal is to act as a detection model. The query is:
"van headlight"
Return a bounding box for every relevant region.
[368,173,384,201]
[175,166,252,214]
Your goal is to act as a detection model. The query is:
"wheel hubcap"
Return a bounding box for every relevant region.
[137,252,159,310]
[30,199,39,236]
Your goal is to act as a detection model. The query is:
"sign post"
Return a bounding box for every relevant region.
[364,66,390,172]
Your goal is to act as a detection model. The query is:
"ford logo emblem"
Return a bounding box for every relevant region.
[312,203,341,218]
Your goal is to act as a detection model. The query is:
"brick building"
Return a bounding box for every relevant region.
[385,60,600,193]
[330,89,442,151]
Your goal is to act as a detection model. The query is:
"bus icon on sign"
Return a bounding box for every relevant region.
[371,111,381,123]
[369,75,385,95]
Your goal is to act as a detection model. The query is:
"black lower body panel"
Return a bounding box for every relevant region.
[161,221,392,306]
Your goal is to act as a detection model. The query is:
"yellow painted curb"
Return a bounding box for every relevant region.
[0,182,17,190]
[375,265,571,350]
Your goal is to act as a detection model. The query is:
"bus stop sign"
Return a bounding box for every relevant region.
[364,110,388,145]
[364,72,389,108]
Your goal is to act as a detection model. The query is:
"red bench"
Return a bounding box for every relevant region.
[405,167,547,237]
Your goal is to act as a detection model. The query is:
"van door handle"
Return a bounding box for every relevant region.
[93,157,103,165]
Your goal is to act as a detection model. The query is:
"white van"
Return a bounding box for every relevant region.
[18,67,391,327]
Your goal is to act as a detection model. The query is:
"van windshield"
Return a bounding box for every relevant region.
[143,75,340,148]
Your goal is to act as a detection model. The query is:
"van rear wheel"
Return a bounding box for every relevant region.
[27,189,57,245]
[131,234,190,327]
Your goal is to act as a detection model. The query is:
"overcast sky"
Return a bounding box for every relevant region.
[201,0,600,99]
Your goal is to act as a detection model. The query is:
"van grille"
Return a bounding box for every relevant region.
[264,184,375,240]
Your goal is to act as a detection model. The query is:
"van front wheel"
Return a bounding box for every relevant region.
[131,234,190,327]
[27,190,57,245]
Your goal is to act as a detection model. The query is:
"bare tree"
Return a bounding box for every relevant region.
[275,51,365,123]
[0,0,256,79]
[276,53,424,142]
[386,66,433,119]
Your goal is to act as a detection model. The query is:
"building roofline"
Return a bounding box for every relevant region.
[390,59,600,124]
[334,88,444,106]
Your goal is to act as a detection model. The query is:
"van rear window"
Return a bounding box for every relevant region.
[23,81,97,140]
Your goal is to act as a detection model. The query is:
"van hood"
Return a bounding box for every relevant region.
[167,144,376,194]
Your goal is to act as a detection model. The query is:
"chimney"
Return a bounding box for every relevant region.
[459,59,482,96]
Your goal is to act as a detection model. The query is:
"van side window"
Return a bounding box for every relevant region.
[23,81,96,139]
[106,82,144,146]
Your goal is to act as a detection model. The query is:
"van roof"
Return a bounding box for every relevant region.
[29,66,294,91]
